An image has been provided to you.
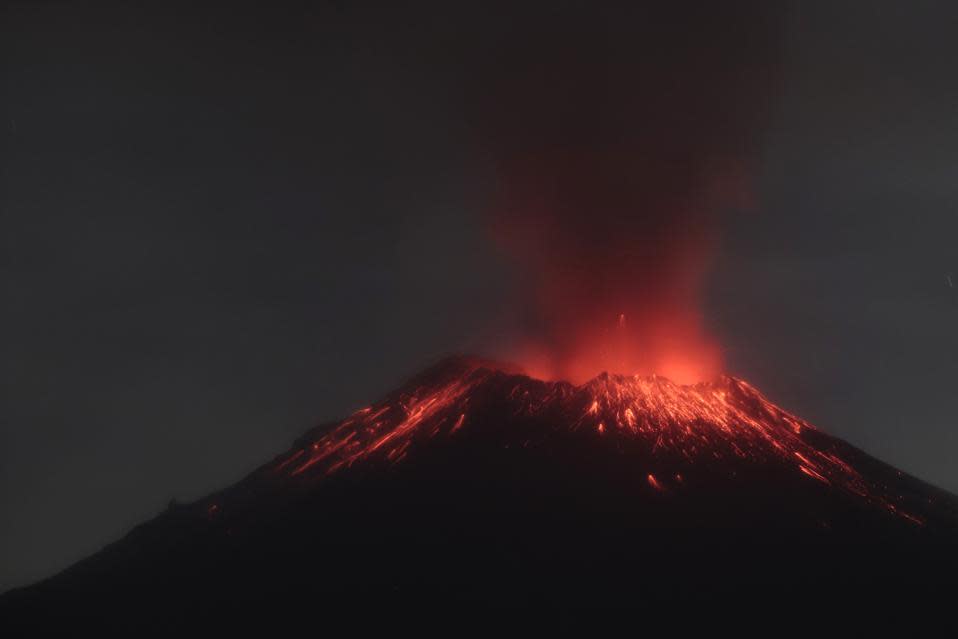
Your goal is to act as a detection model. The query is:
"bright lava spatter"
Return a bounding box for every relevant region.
[269,358,923,526]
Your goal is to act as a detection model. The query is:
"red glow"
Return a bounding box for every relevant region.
[489,153,743,385]
[513,310,723,385]
[502,264,725,384]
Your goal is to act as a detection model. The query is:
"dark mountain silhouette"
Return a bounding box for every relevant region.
[4,356,958,626]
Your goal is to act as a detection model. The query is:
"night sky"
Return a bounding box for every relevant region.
[3,1,958,592]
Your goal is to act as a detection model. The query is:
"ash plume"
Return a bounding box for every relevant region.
[472,3,782,382]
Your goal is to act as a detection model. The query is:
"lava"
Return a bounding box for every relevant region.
[274,358,922,526]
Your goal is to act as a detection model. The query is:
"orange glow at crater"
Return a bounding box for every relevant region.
[513,308,723,385]
[491,165,735,385]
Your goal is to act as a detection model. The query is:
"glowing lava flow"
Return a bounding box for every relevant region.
[273,358,923,525]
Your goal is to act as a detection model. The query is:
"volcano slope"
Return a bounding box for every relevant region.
[4,356,958,622]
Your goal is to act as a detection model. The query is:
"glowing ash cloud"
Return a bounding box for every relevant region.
[475,4,779,382]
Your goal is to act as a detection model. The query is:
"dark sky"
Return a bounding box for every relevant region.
[2,1,957,592]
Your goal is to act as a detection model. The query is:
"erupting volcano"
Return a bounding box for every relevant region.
[6,356,958,623]
[4,5,957,626]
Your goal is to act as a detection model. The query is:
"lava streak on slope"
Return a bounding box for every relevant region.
[271,357,924,526]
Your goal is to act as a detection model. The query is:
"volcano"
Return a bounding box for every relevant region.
[4,356,958,624]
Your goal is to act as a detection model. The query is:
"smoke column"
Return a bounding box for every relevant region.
[474,3,780,383]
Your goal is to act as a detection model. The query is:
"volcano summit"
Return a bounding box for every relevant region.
[4,357,958,623]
